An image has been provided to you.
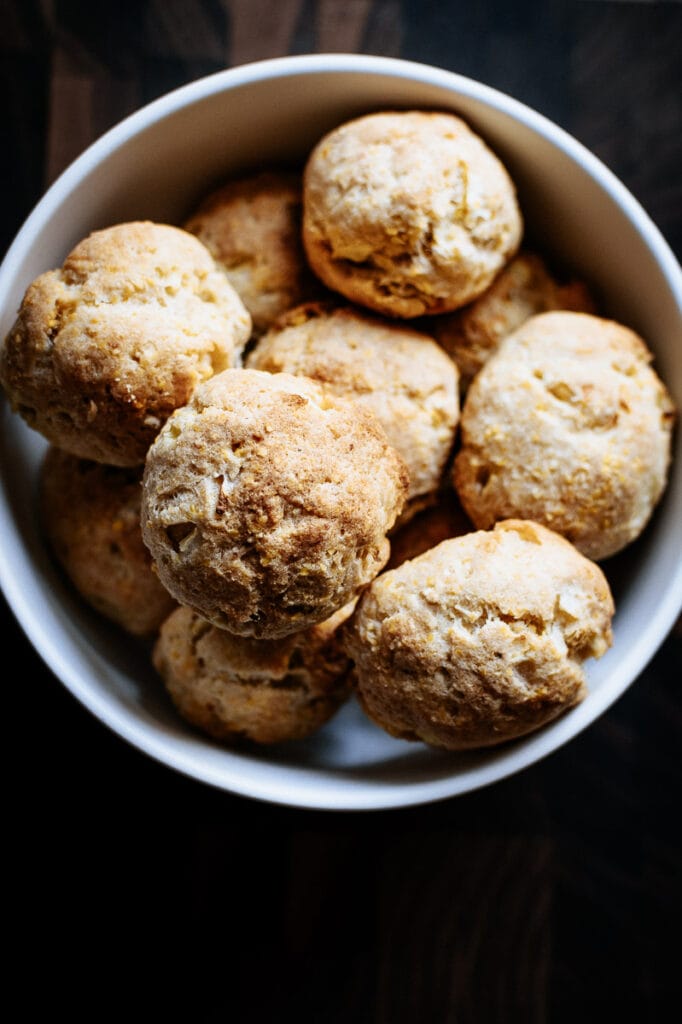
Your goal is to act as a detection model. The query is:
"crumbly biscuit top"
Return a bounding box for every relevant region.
[354,520,613,653]
[303,110,522,316]
[142,368,408,636]
[345,520,614,749]
[0,221,251,465]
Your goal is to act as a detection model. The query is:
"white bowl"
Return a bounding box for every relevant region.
[1,55,680,810]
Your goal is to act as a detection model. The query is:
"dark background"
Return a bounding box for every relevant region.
[2,1,681,1020]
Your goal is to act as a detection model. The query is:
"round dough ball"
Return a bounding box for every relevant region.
[184,171,321,336]
[0,222,251,466]
[345,520,614,750]
[41,447,175,635]
[432,251,595,389]
[153,603,354,744]
[453,312,675,559]
[142,368,408,638]
[247,302,459,500]
[302,110,522,317]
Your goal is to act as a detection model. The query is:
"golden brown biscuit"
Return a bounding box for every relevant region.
[0,222,251,466]
[345,520,614,750]
[432,251,596,389]
[41,447,175,635]
[184,171,320,336]
[453,312,675,560]
[153,603,354,744]
[141,368,408,638]
[247,302,459,500]
[303,111,522,317]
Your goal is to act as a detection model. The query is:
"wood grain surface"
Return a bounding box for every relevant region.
[1,1,680,1020]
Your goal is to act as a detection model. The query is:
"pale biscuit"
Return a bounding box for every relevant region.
[184,171,320,336]
[41,447,175,635]
[141,368,408,638]
[432,251,595,389]
[153,603,353,744]
[247,302,459,499]
[454,312,675,560]
[0,222,251,466]
[303,111,522,317]
[345,520,614,750]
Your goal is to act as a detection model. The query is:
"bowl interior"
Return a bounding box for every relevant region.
[1,56,680,809]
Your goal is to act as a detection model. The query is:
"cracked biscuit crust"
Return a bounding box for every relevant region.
[302,111,522,317]
[142,368,408,638]
[454,312,675,560]
[41,447,175,635]
[184,171,321,336]
[153,603,354,744]
[247,302,459,499]
[0,222,251,466]
[345,520,614,750]
[432,251,595,389]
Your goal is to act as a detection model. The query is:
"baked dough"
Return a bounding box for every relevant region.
[141,368,408,638]
[303,111,522,317]
[41,447,175,635]
[433,251,595,389]
[184,171,319,335]
[247,302,459,500]
[0,222,251,465]
[454,312,675,559]
[345,520,614,750]
[153,603,353,744]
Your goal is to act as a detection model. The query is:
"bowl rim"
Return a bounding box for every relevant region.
[1,53,681,811]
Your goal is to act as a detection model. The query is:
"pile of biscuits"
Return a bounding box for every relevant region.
[1,110,675,751]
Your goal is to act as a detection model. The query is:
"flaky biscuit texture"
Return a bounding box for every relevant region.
[433,251,595,388]
[153,603,353,744]
[345,520,614,750]
[0,222,251,465]
[142,369,408,638]
[41,448,175,635]
[247,302,459,499]
[185,171,320,335]
[454,312,675,559]
[303,111,522,317]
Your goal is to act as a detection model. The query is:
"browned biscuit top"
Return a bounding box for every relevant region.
[142,368,408,638]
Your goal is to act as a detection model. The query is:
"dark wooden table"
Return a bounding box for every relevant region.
[2,2,680,1019]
